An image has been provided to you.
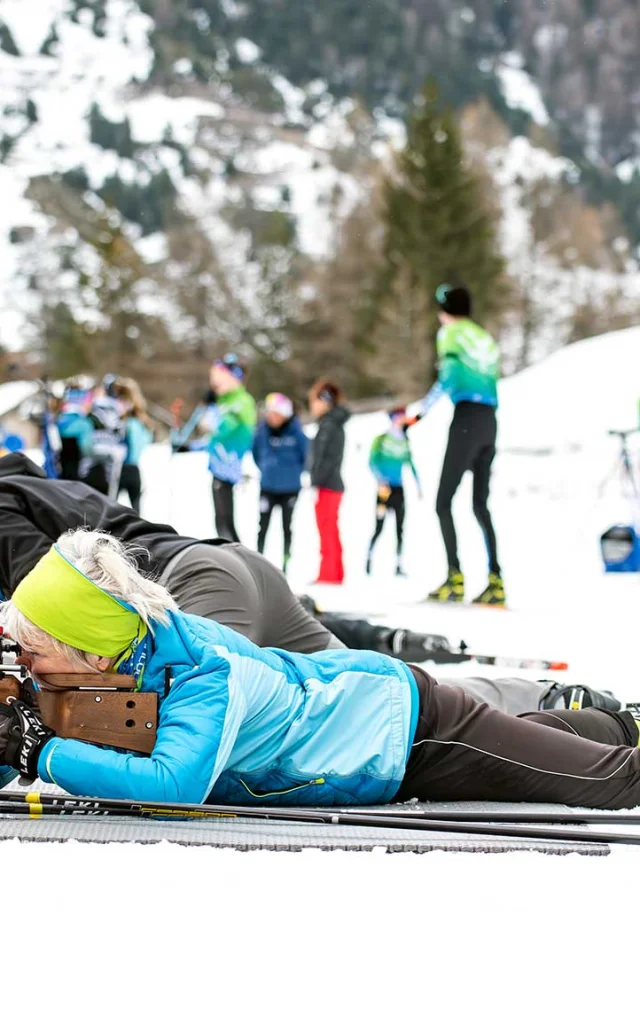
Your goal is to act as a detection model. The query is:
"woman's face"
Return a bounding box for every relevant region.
[210,365,237,394]
[309,396,328,419]
[266,411,287,429]
[17,645,111,683]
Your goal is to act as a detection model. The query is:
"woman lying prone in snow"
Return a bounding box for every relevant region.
[1,529,639,810]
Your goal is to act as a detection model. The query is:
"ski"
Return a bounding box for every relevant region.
[417,647,568,671]
[352,617,568,671]
[0,793,638,845]
[466,652,568,671]
[392,634,568,672]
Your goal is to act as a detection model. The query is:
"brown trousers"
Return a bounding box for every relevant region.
[396,668,640,810]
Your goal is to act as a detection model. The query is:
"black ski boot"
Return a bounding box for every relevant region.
[388,629,452,663]
[623,704,640,746]
[298,593,320,618]
[538,682,622,712]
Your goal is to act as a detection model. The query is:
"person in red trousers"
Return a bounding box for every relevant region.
[308,379,350,583]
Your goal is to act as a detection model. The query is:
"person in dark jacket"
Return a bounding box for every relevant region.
[252,392,309,572]
[308,379,350,584]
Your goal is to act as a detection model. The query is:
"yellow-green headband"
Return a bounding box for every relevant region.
[11,545,141,658]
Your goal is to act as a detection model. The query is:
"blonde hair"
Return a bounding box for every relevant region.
[1,530,177,670]
[117,377,150,426]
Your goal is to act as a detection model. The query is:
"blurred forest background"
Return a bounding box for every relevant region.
[1,0,639,409]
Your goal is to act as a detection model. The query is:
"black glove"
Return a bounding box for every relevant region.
[202,388,217,405]
[0,701,55,780]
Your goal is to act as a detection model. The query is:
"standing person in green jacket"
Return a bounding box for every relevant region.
[367,407,421,577]
[410,284,504,607]
[202,354,257,542]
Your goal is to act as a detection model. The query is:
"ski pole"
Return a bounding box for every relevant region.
[0,794,639,845]
[2,793,639,826]
[2,791,639,826]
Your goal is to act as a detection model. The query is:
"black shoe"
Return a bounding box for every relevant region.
[298,593,320,618]
[623,704,640,746]
[390,629,452,663]
[538,682,621,712]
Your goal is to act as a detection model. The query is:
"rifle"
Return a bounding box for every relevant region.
[0,637,157,754]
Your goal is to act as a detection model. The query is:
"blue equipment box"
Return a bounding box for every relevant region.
[600,524,640,572]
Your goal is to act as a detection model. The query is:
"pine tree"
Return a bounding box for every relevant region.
[366,80,506,377]
[0,20,19,56]
[89,103,135,158]
[40,22,60,56]
[41,302,90,378]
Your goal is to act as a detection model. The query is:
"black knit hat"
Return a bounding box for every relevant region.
[435,284,472,317]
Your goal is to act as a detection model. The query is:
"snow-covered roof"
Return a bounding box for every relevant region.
[0,379,40,417]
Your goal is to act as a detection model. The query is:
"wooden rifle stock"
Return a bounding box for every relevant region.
[0,671,157,754]
[0,673,20,704]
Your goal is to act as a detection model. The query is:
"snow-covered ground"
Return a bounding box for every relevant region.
[4,327,640,1021]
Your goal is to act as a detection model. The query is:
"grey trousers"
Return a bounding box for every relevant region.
[440,676,548,715]
[163,542,341,652]
[397,668,640,810]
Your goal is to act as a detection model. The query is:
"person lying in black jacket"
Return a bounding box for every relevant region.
[0,453,422,659]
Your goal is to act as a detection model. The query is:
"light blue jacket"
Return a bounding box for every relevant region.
[57,411,93,454]
[124,417,152,466]
[38,611,419,806]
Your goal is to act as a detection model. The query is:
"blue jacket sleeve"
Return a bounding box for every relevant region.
[415,381,445,418]
[0,765,18,789]
[37,657,247,803]
[252,424,264,469]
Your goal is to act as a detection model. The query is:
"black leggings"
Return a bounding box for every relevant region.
[257,491,298,558]
[369,485,405,554]
[118,463,142,513]
[397,667,640,810]
[81,463,109,496]
[59,437,81,481]
[212,478,239,542]
[436,402,500,574]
